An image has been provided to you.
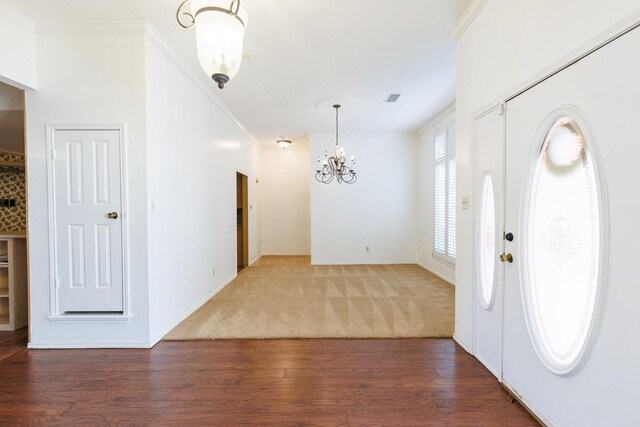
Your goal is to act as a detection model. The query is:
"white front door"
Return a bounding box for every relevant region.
[472,105,505,378]
[52,129,124,313]
[503,26,640,425]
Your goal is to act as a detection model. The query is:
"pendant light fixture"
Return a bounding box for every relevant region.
[177,0,248,89]
[315,105,357,184]
[276,139,292,149]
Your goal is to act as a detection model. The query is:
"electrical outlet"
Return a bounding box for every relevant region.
[365,246,370,253]
[212,268,215,277]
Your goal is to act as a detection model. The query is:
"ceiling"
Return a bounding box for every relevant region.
[4,0,471,145]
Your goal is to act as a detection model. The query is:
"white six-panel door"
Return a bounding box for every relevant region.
[502,26,640,425]
[52,129,124,313]
[472,105,505,378]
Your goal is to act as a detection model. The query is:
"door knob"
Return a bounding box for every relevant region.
[106,212,119,219]
[505,232,514,242]
[500,253,514,263]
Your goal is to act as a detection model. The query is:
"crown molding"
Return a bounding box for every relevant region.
[418,102,456,135]
[0,0,35,31]
[31,20,259,149]
[309,132,418,140]
[37,20,148,36]
[143,24,260,150]
[449,0,489,41]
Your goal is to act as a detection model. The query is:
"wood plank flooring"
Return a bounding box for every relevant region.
[0,326,27,363]
[0,331,536,425]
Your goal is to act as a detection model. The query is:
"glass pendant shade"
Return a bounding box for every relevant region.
[185,0,248,88]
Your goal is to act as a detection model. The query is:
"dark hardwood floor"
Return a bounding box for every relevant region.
[0,331,536,425]
[0,326,27,363]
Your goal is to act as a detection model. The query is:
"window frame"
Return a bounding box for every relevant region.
[433,120,456,265]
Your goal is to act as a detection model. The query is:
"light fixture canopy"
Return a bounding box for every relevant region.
[276,139,292,149]
[315,104,357,184]
[177,0,248,89]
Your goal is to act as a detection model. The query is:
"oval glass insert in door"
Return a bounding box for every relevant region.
[523,114,606,375]
[478,173,497,309]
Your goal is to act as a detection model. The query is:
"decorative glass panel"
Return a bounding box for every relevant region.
[524,116,602,374]
[479,173,496,309]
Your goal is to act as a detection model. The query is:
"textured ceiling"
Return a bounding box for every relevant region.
[4,0,471,145]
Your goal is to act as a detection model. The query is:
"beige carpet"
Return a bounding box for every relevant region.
[164,256,454,340]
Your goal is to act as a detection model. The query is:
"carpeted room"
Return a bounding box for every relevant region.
[165,256,455,340]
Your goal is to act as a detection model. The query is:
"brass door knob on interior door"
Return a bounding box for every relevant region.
[500,253,513,263]
[106,212,119,219]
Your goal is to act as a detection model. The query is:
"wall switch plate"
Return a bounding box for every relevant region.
[462,196,470,210]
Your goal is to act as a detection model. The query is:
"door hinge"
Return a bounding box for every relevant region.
[51,148,57,160]
[498,102,506,116]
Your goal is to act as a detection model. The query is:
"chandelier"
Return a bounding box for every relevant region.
[177,0,248,89]
[315,105,357,184]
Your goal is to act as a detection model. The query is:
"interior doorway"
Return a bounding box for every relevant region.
[236,172,248,272]
[0,81,28,338]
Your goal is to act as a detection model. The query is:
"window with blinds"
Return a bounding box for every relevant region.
[434,121,456,264]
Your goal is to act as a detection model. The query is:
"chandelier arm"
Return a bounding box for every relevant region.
[176,0,196,28]
[193,7,246,26]
[229,0,241,16]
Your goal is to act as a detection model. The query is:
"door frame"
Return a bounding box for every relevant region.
[468,5,640,356]
[45,123,131,322]
[466,11,640,425]
[471,103,506,379]
[236,171,249,269]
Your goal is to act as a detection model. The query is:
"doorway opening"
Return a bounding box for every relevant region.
[236,172,248,272]
[0,81,29,348]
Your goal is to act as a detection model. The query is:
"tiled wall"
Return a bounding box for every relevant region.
[0,151,26,231]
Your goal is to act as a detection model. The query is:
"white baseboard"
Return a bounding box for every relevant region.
[249,255,262,265]
[148,273,237,346]
[310,261,416,266]
[501,381,550,426]
[453,333,472,354]
[418,262,455,286]
[28,342,152,349]
[474,352,501,380]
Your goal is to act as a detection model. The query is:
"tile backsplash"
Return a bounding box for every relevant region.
[0,151,26,232]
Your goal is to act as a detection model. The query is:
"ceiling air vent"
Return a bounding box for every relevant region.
[385,94,401,103]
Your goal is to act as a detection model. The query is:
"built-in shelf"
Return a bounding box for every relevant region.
[0,238,27,331]
[0,161,25,168]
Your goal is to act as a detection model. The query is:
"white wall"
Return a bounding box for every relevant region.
[310,134,418,265]
[144,32,262,344]
[0,2,37,89]
[260,142,311,255]
[417,105,455,284]
[25,28,150,347]
[454,0,640,352]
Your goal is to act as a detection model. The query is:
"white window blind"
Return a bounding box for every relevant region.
[434,121,456,264]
